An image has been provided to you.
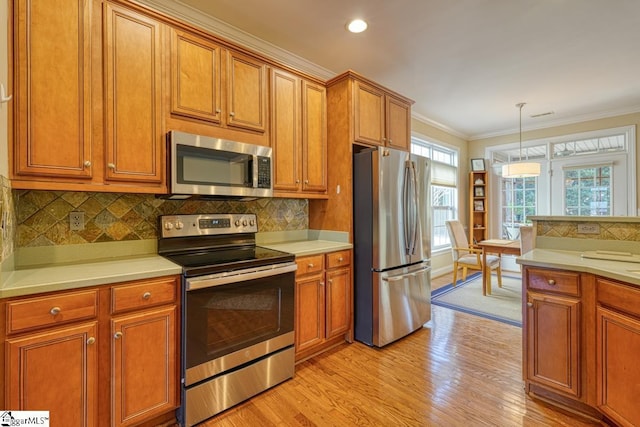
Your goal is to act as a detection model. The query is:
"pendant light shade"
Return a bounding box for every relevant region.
[502,103,540,178]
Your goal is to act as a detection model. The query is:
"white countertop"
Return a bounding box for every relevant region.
[517,248,640,286]
[0,235,352,299]
[261,240,352,256]
[0,255,183,299]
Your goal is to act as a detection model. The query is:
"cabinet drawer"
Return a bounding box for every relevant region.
[597,277,640,319]
[526,268,580,296]
[296,254,324,276]
[7,290,98,334]
[111,276,178,314]
[326,250,351,269]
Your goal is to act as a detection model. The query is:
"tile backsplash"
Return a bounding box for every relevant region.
[536,220,640,241]
[14,190,308,248]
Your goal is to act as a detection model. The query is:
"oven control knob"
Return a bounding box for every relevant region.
[175,221,184,230]
[250,219,255,226]
[242,220,248,226]
[164,222,174,230]
[235,219,241,227]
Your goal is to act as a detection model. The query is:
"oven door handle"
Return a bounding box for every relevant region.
[186,262,298,291]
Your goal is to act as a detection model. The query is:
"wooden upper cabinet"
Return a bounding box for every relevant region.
[13,0,93,179]
[271,68,327,198]
[226,50,267,133]
[301,80,327,193]
[271,68,301,192]
[386,95,411,151]
[103,3,164,185]
[352,77,412,151]
[353,80,385,146]
[170,28,222,124]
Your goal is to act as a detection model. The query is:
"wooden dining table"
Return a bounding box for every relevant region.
[476,239,521,295]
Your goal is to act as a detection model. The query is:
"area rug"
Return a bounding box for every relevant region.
[431,273,522,327]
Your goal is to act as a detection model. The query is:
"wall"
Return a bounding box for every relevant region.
[411,118,468,277]
[469,112,640,208]
[14,191,307,247]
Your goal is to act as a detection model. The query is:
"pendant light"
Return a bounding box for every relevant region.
[501,103,541,178]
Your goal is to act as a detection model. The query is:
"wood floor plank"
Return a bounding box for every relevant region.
[205,272,598,426]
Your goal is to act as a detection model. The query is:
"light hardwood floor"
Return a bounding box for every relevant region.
[204,272,598,426]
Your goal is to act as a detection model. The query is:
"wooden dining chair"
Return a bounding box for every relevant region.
[445,220,503,288]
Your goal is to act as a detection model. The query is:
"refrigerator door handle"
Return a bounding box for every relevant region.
[403,160,418,256]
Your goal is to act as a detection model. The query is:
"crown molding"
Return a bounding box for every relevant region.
[469,104,640,141]
[133,0,336,80]
[411,111,469,140]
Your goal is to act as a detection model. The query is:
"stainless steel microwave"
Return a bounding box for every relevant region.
[167,131,273,200]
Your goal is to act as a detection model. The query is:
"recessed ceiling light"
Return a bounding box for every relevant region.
[347,19,368,33]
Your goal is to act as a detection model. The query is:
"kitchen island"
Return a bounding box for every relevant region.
[517,216,640,426]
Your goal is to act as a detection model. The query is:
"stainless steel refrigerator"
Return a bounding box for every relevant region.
[353,146,431,347]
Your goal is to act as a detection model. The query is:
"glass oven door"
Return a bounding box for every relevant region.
[183,262,296,386]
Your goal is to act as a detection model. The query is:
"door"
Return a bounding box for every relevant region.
[104,3,164,185]
[375,148,429,270]
[111,306,177,427]
[301,80,327,193]
[374,263,431,347]
[6,322,98,426]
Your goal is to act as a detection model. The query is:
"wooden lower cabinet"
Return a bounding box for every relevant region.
[111,306,177,427]
[2,275,180,427]
[522,267,640,425]
[5,322,99,426]
[596,278,640,426]
[294,249,352,362]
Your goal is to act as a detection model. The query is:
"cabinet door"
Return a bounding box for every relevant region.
[386,95,411,151]
[14,0,93,179]
[295,273,325,354]
[325,266,351,339]
[111,306,177,427]
[301,80,327,193]
[353,80,385,146]
[597,306,640,426]
[6,322,98,426]
[104,3,164,185]
[170,28,222,124]
[526,292,581,397]
[271,69,300,192]
[226,50,267,132]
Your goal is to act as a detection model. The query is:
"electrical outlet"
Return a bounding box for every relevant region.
[69,212,85,231]
[577,223,600,234]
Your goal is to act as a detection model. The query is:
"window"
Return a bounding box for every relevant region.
[563,165,611,216]
[501,177,537,239]
[412,136,458,251]
[489,125,635,234]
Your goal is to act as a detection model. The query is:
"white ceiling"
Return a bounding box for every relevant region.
[159,0,640,140]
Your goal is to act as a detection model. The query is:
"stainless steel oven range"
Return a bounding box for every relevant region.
[158,213,296,426]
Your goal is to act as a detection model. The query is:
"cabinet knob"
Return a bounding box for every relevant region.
[338,257,344,262]
[107,163,116,169]
[527,302,533,307]
[547,279,556,286]
[229,111,235,117]
[50,306,61,316]
[84,160,91,167]
[320,282,325,286]
[114,331,123,340]
[142,292,151,300]
[304,180,309,184]
[308,263,314,268]
[388,139,393,144]
[215,108,221,114]
[328,279,333,284]
[86,337,96,345]
[296,179,300,183]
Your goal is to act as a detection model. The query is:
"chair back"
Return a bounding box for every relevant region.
[519,225,535,254]
[445,220,470,262]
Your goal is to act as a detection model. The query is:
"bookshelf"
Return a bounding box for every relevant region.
[469,170,488,244]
